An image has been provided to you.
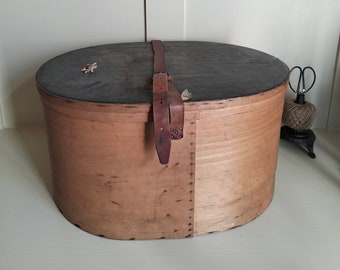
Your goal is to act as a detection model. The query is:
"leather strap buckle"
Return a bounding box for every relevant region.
[152,40,184,164]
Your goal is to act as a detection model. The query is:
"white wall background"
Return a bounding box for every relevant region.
[146,0,185,41]
[327,34,340,131]
[0,0,339,130]
[183,0,340,130]
[0,42,4,129]
[0,0,144,128]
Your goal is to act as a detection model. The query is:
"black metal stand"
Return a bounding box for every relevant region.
[280,126,316,158]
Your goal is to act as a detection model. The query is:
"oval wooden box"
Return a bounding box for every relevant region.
[36,41,289,240]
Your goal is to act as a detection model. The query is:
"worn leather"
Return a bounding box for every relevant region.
[152,40,166,73]
[152,73,171,164]
[152,40,184,164]
[168,77,184,140]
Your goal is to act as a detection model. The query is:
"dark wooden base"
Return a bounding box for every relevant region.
[280,126,316,158]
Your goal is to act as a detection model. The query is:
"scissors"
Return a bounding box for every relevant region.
[288,66,316,95]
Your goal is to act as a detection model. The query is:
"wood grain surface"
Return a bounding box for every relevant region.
[38,79,287,239]
[193,83,287,235]
[36,41,289,240]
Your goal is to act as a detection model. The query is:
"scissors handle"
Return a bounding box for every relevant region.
[301,66,316,93]
[288,66,316,94]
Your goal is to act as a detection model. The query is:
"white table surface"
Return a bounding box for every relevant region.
[1,128,339,270]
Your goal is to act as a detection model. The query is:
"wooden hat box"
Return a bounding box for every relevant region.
[36,41,289,240]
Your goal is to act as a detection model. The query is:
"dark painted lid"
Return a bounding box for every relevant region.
[36,41,289,104]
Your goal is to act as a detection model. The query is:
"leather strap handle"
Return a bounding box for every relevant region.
[152,73,171,164]
[152,40,166,73]
[151,40,184,164]
[168,77,184,140]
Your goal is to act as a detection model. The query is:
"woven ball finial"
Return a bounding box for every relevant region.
[282,98,317,130]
